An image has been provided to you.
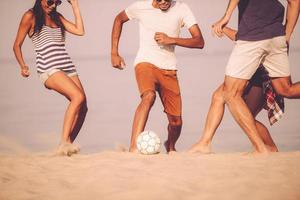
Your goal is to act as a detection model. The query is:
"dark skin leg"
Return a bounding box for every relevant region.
[164,114,182,153]
[130,91,156,152]
[271,76,300,99]
[243,86,278,152]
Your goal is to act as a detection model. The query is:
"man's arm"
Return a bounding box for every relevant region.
[222,27,237,41]
[154,24,204,49]
[212,0,240,37]
[285,0,300,42]
[111,11,129,70]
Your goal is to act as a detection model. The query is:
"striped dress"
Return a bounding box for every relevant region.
[31,25,76,75]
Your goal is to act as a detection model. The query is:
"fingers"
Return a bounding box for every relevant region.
[112,56,126,70]
[212,23,224,37]
[21,69,30,77]
[120,58,126,69]
[154,32,166,44]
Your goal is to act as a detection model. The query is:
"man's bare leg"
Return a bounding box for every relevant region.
[164,114,182,153]
[272,76,300,98]
[255,121,278,152]
[130,91,156,152]
[223,76,270,155]
[189,84,225,153]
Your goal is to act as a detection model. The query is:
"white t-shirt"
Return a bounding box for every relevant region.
[125,0,197,70]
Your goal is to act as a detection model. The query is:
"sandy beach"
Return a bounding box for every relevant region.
[1,1,300,199]
[1,151,300,200]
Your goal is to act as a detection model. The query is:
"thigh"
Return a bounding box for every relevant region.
[224,76,249,96]
[271,76,292,94]
[45,71,83,100]
[226,40,266,80]
[70,75,85,94]
[158,70,182,117]
[135,62,156,96]
[243,86,264,117]
[263,36,290,78]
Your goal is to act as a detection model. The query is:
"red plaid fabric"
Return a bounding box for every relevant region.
[262,76,285,125]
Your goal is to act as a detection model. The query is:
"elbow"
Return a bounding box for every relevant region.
[13,43,20,53]
[76,28,85,36]
[195,37,205,49]
[78,30,85,36]
[198,40,205,49]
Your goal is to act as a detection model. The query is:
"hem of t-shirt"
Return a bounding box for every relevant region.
[236,32,285,42]
[134,61,177,71]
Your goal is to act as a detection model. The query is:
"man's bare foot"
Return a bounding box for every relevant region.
[243,149,270,156]
[164,141,176,154]
[188,142,212,154]
[266,145,279,153]
[129,146,139,153]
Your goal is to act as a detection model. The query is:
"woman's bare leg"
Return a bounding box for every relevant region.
[69,75,88,143]
[45,72,86,145]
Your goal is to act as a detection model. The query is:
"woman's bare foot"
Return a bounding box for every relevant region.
[56,142,80,156]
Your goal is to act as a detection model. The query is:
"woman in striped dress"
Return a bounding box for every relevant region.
[13,0,87,156]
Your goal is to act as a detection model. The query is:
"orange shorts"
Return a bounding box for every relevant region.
[135,62,182,116]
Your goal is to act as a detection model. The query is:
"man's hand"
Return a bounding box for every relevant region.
[111,54,126,70]
[212,16,230,37]
[154,32,175,46]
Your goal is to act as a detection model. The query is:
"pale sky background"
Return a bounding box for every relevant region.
[0,0,300,153]
[1,0,299,61]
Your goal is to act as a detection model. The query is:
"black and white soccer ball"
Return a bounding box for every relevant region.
[137,130,161,155]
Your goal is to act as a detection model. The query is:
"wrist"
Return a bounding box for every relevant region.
[21,64,28,69]
[111,52,119,56]
[223,13,231,22]
[169,37,176,45]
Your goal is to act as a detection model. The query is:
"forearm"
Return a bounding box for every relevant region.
[223,27,237,41]
[111,18,123,55]
[224,0,240,21]
[170,36,204,49]
[71,2,84,35]
[13,44,27,69]
[285,0,300,41]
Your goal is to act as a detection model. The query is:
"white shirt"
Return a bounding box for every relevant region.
[125,0,197,70]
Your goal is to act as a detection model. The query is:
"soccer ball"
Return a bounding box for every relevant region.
[137,130,161,155]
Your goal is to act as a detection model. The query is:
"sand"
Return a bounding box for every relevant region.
[1,151,300,200]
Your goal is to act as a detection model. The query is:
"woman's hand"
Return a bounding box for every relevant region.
[20,65,30,77]
[67,0,78,6]
[212,15,230,38]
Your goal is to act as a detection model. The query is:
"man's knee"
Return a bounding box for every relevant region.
[274,84,294,98]
[212,88,225,104]
[141,91,156,107]
[223,79,246,103]
[81,100,88,114]
[168,116,182,127]
[272,77,295,98]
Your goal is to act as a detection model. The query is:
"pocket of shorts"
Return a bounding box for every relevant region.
[163,70,177,78]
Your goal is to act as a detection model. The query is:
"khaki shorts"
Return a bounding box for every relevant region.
[226,36,290,79]
[39,69,78,84]
[135,62,182,117]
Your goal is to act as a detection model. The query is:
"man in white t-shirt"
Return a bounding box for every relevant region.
[111,0,204,153]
